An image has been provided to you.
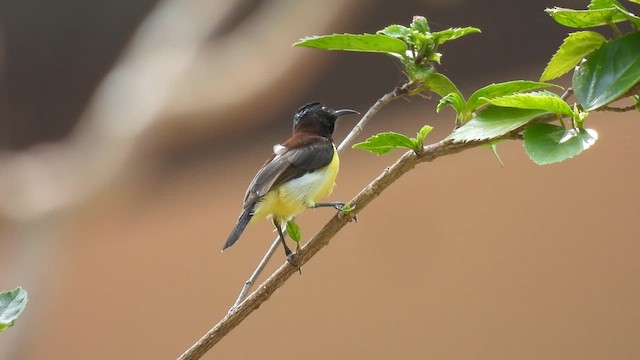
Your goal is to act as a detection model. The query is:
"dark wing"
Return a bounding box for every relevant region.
[242,136,334,207]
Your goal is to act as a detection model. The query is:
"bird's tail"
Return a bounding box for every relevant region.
[223,205,254,251]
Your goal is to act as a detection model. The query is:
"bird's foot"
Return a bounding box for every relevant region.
[314,202,358,222]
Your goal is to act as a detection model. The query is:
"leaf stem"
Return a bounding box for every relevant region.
[608,21,623,38]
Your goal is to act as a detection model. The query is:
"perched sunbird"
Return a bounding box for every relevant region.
[223,102,358,263]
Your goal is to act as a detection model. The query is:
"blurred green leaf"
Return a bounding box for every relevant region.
[415,125,434,149]
[437,92,467,114]
[0,287,28,333]
[467,81,560,114]
[432,27,481,45]
[286,221,301,243]
[294,34,408,56]
[353,132,418,155]
[405,63,435,84]
[423,72,462,97]
[614,5,640,25]
[447,106,550,142]
[541,31,606,81]
[410,16,430,33]
[482,91,574,116]
[524,123,598,165]
[546,7,627,28]
[378,24,412,39]
[573,32,640,110]
[588,1,640,25]
[588,0,624,10]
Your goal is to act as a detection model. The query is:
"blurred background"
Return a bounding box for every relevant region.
[1,0,639,359]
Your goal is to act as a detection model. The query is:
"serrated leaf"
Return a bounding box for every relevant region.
[540,31,606,82]
[573,31,640,110]
[546,7,627,28]
[482,91,574,116]
[524,123,598,165]
[378,24,412,39]
[0,287,28,333]
[415,125,434,149]
[286,220,301,243]
[423,72,462,97]
[467,81,560,113]
[294,34,408,56]
[432,27,481,45]
[353,132,418,155]
[446,106,550,142]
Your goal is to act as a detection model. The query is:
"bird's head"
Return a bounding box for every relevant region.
[292,102,358,138]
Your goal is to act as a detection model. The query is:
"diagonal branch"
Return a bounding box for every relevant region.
[177,128,526,360]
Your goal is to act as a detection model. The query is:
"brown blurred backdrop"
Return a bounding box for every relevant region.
[1,0,639,359]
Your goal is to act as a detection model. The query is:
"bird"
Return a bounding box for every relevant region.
[223,102,358,264]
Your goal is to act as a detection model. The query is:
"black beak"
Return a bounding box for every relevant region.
[333,109,359,118]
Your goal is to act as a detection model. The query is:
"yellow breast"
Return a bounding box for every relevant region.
[251,146,339,223]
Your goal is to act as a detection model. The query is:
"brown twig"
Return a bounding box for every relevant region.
[337,81,416,152]
[176,128,526,360]
[596,105,637,112]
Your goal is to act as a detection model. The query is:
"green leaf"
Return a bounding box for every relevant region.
[588,0,625,10]
[294,34,408,56]
[629,0,640,5]
[446,106,550,142]
[467,81,560,114]
[590,1,640,25]
[573,31,640,110]
[378,24,412,39]
[437,92,467,114]
[524,123,598,165]
[613,5,640,25]
[423,72,462,97]
[432,27,481,46]
[353,132,418,155]
[482,91,574,116]
[286,220,301,243]
[415,125,434,149]
[546,7,627,28]
[540,31,607,81]
[405,63,435,84]
[411,16,430,33]
[0,287,28,333]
